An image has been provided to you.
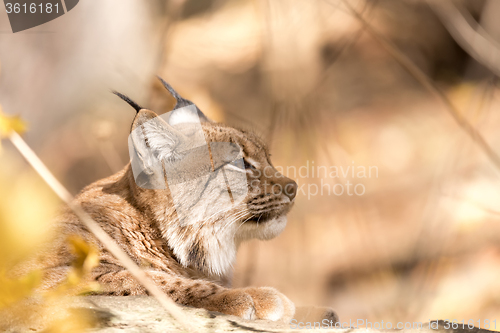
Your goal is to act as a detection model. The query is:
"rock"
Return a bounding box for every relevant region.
[1,296,497,333]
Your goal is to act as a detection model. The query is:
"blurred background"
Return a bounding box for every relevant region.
[1,0,500,327]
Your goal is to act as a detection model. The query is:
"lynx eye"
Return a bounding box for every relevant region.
[226,158,256,173]
[244,159,257,171]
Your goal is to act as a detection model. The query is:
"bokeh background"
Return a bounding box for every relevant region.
[1,0,500,327]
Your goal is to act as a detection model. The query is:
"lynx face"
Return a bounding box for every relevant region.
[34,79,338,324]
[119,81,297,277]
[216,125,298,241]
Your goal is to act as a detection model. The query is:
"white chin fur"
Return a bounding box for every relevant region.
[237,215,288,241]
[168,216,288,277]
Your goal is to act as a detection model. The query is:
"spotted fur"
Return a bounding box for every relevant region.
[30,86,299,322]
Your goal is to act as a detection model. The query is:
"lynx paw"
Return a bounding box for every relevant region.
[206,287,295,322]
[243,287,295,322]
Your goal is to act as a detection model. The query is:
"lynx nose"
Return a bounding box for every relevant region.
[284,180,297,201]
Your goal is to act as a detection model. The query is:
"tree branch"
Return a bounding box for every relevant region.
[337,0,500,173]
[8,132,194,332]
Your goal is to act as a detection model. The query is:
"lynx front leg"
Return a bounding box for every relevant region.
[93,267,295,322]
[192,286,295,322]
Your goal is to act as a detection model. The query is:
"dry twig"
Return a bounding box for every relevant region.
[428,0,500,78]
[338,0,500,172]
[8,132,194,332]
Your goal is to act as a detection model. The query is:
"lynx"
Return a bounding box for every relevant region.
[32,78,336,323]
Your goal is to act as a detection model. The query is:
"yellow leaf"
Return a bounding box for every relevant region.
[67,236,100,275]
[0,105,28,138]
[0,269,41,310]
[48,237,100,298]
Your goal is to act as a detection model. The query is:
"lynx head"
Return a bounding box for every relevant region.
[115,78,297,277]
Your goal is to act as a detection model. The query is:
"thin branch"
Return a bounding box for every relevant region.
[428,0,500,78]
[313,0,376,97]
[8,132,194,333]
[338,0,500,173]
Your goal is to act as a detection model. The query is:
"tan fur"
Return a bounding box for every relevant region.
[30,110,298,322]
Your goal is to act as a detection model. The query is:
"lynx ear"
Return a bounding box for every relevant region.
[130,109,184,180]
[113,91,143,113]
[157,76,211,124]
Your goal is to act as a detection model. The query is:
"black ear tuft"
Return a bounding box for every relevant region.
[113,91,143,113]
[157,76,211,122]
[157,76,194,110]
